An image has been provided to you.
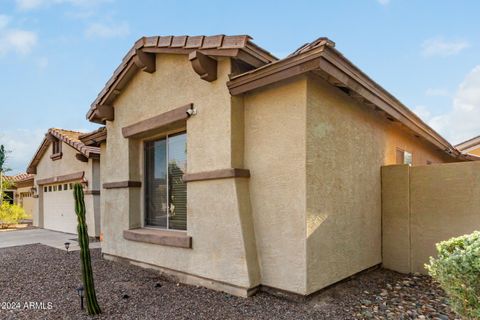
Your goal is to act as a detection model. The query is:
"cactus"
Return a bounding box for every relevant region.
[73,183,101,315]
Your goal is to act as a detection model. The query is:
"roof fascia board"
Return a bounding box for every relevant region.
[228,45,458,158]
[319,50,456,154]
[456,136,480,151]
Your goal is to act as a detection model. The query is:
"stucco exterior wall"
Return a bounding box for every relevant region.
[305,75,453,294]
[382,162,480,274]
[101,54,260,295]
[33,142,99,236]
[15,185,35,219]
[244,77,308,294]
[467,146,480,157]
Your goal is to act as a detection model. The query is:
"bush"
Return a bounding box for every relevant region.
[0,202,29,228]
[425,231,480,318]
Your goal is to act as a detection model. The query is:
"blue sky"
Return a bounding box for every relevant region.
[0,0,479,174]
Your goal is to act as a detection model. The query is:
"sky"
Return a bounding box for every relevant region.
[0,0,479,174]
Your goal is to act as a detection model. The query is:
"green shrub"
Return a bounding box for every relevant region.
[0,202,29,228]
[425,231,480,318]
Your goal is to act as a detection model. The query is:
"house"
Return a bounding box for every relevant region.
[456,135,480,157]
[27,128,101,237]
[85,35,470,297]
[3,173,35,218]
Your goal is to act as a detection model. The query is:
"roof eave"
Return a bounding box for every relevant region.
[86,35,277,124]
[227,44,460,160]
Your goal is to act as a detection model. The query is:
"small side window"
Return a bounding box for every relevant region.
[53,185,57,191]
[64,184,68,190]
[48,186,52,192]
[396,148,413,165]
[44,186,47,192]
[58,185,62,191]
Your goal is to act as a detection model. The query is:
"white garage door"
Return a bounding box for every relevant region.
[43,183,78,234]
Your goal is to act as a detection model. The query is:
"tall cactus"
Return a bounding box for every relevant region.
[73,183,101,315]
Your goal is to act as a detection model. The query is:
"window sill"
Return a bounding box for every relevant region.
[123,228,192,249]
[50,152,63,160]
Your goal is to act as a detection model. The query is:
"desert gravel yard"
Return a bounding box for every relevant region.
[0,244,458,320]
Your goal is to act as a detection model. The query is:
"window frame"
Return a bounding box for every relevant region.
[143,130,187,231]
[396,147,413,165]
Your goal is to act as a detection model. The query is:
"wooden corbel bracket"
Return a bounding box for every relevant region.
[189,51,217,82]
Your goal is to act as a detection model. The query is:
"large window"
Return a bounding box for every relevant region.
[145,132,187,230]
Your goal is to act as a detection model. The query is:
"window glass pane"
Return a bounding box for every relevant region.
[404,151,413,165]
[145,139,168,227]
[168,133,187,230]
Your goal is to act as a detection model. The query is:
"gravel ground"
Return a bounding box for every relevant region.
[0,244,458,320]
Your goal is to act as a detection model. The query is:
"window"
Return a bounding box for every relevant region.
[64,184,68,190]
[58,184,62,191]
[396,148,413,165]
[44,186,47,193]
[145,132,187,230]
[53,185,57,191]
[52,140,61,154]
[69,183,73,190]
[48,186,52,192]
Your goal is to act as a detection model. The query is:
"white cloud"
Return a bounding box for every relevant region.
[0,16,37,56]
[377,0,390,5]
[421,37,470,57]
[15,0,112,10]
[426,65,480,144]
[85,21,129,39]
[425,88,450,97]
[1,29,38,55]
[0,129,45,174]
[413,105,431,120]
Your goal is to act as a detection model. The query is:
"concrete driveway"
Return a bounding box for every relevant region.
[0,228,101,251]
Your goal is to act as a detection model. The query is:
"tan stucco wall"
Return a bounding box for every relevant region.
[244,77,308,294]
[15,185,35,219]
[99,52,460,296]
[466,146,480,157]
[101,54,260,295]
[305,75,454,294]
[382,162,480,274]
[33,142,100,236]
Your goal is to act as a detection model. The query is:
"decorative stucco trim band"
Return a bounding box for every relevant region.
[103,180,142,189]
[123,228,192,249]
[122,103,193,139]
[84,190,101,195]
[36,171,85,186]
[183,168,250,182]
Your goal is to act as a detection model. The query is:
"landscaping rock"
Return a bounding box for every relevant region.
[0,244,459,319]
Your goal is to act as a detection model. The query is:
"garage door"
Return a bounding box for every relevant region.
[43,183,78,234]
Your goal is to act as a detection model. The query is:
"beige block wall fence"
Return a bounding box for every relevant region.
[382,161,480,274]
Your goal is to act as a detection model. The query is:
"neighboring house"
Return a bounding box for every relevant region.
[26,128,101,237]
[456,135,480,157]
[3,173,35,218]
[85,35,470,297]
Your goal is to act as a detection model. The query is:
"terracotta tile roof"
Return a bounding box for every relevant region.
[26,128,101,174]
[78,126,107,146]
[49,128,100,158]
[87,35,277,123]
[288,37,336,57]
[4,173,34,183]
